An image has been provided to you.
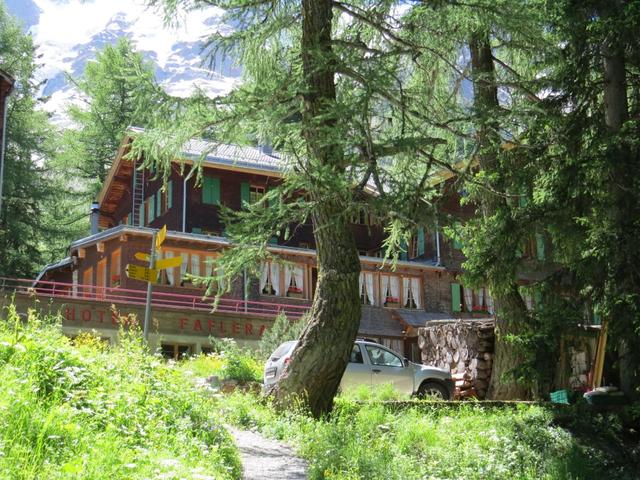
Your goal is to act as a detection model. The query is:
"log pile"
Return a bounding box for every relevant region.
[417,320,495,399]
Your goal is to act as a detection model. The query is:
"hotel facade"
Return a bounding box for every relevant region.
[21,129,498,359]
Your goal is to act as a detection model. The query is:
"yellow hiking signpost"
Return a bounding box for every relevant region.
[123,225,172,342]
[125,264,158,283]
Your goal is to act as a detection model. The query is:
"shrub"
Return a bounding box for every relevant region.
[210,337,262,382]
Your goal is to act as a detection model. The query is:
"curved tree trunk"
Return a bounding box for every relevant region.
[270,0,362,417]
[469,32,530,400]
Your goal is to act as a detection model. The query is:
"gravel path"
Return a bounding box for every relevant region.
[227,426,307,480]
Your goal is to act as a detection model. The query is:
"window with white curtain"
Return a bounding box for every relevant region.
[402,277,422,310]
[260,261,281,296]
[382,275,400,307]
[285,264,305,297]
[359,272,376,305]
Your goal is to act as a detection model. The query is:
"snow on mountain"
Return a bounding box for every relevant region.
[5,0,241,127]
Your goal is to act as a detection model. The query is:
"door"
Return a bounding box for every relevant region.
[363,344,414,394]
[340,344,372,392]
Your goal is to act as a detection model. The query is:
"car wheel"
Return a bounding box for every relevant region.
[417,381,449,400]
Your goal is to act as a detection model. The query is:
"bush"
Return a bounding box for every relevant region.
[0,305,241,479]
[257,312,308,360]
[210,337,262,383]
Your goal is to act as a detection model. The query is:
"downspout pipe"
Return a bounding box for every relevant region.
[0,80,14,215]
[182,166,197,233]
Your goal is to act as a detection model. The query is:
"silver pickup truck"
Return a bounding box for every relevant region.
[264,338,454,399]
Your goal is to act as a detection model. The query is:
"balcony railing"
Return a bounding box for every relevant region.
[0,277,310,319]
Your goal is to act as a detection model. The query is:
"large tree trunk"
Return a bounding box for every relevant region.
[469,32,530,400]
[599,1,639,397]
[270,0,362,417]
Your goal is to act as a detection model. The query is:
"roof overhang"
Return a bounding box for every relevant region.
[0,69,15,95]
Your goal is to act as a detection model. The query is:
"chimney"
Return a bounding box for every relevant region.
[259,143,273,155]
[90,201,100,235]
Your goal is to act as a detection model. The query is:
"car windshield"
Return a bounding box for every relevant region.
[271,341,296,359]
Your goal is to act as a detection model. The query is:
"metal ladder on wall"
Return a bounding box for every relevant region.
[131,158,145,226]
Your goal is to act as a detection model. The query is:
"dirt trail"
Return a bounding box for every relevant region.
[227,426,307,480]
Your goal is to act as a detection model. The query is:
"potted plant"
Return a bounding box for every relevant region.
[287,285,303,298]
[471,305,489,317]
[111,274,121,288]
[385,296,400,308]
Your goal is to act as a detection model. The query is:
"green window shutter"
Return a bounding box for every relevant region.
[241,182,250,207]
[203,177,221,205]
[167,180,173,209]
[518,192,529,208]
[451,283,462,312]
[400,239,408,260]
[417,228,425,256]
[149,195,155,222]
[592,311,601,326]
[211,178,221,205]
[202,177,211,204]
[453,222,463,250]
[138,203,145,227]
[535,233,546,261]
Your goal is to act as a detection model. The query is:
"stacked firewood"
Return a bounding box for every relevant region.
[417,320,495,399]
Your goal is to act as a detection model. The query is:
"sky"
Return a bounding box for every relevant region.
[6,0,238,124]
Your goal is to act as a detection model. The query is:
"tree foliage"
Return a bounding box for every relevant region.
[57,37,162,200]
[0,2,59,277]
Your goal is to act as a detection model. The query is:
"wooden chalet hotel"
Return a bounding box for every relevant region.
[8,128,496,360]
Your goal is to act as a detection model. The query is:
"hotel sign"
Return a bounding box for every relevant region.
[5,295,272,340]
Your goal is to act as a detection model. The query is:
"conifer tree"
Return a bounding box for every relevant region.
[0,2,58,277]
[57,38,161,200]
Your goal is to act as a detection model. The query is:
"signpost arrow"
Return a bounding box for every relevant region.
[156,224,167,250]
[155,256,183,270]
[125,264,158,283]
[135,252,150,262]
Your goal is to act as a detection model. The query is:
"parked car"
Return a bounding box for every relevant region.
[264,339,454,399]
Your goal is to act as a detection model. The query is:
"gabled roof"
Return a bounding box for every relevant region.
[127,126,287,173]
[97,127,289,227]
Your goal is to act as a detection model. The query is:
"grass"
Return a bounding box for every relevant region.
[0,305,241,480]
[214,387,640,480]
[3,307,638,480]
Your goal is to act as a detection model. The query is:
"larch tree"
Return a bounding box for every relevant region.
[56,38,162,200]
[139,0,451,416]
